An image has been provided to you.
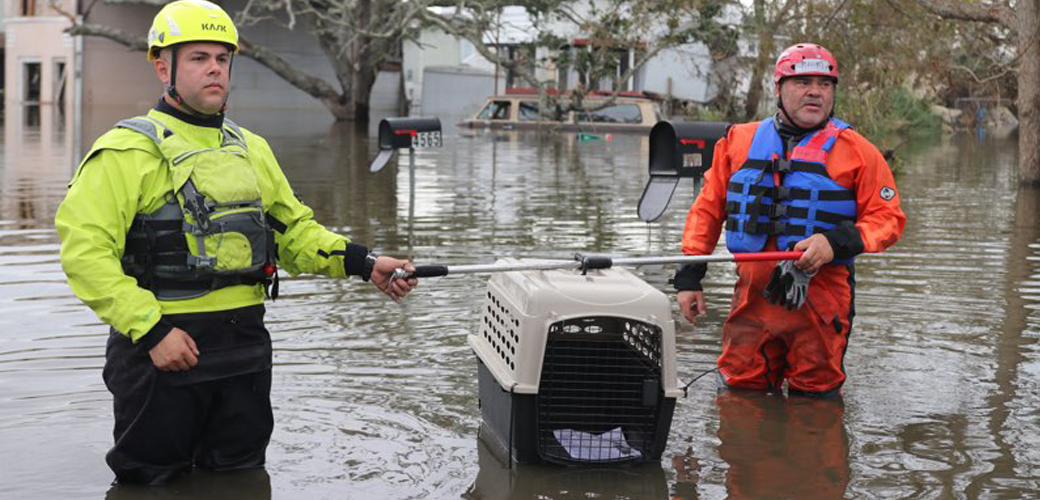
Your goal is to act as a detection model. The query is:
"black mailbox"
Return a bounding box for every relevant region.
[370,116,442,173]
[637,121,730,222]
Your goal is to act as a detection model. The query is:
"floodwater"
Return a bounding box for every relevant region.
[1,103,1038,500]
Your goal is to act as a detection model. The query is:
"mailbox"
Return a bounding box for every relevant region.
[637,121,730,222]
[369,116,443,173]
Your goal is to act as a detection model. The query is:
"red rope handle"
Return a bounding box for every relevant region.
[732,251,803,262]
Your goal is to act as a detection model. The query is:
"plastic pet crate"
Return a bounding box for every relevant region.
[469,259,682,466]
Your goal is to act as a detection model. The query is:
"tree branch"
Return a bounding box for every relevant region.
[63,22,345,111]
[952,63,1016,85]
[913,0,1015,28]
[67,23,149,51]
[237,36,343,104]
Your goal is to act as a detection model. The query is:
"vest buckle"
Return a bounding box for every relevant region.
[187,254,217,270]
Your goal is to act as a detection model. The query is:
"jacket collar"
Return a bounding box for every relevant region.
[773,113,826,152]
[155,97,224,129]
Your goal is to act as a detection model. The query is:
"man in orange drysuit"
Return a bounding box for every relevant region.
[674,43,905,396]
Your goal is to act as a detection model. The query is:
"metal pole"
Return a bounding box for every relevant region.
[408,147,416,251]
[396,251,803,279]
[408,147,416,208]
[610,252,798,266]
[72,22,84,164]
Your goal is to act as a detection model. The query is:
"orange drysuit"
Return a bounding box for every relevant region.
[682,119,905,393]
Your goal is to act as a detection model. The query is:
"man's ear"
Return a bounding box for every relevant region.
[153,55,170,86]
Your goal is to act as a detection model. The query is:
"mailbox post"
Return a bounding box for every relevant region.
[368,117,442,250]
[369,116,443,173]
[637,121,730,222]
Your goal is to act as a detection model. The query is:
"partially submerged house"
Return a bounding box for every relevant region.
[4,0,75,112]
[403,5,739,120]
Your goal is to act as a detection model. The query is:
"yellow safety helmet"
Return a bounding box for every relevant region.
[147,0,239,62]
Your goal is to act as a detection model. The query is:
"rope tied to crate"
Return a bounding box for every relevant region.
[682,367,721,397]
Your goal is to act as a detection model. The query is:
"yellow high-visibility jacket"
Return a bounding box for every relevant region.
[57,107,356,345]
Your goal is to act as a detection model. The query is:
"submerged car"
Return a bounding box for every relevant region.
[461,91,661,133]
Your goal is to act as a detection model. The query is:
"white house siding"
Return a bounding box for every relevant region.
[641,45,716,102]
[403,5,730,109]
[420,65,496,128]
[404,28,458,107]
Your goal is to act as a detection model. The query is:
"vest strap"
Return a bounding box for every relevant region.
[725,201,857,225]
[147,275,267,291]
[115,117,166,144]
[222,118,249,151]
[728,182,856,201]
[739,158,830,177]
[725,217,830,236]
[125,232,188,255]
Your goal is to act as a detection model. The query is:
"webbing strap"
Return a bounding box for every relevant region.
[725,217,828,236]
[222,118,248,151]
[115,117,166,145]
[724,201,856,225]
[148,275,267,291]
[727,181,856,201]
[125,232,188,255]
[739,158,830,177]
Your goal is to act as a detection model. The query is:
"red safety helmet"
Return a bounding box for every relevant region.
[774,43,839,86]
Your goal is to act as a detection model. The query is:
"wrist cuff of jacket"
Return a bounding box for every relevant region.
[342,242,371,280]
[823,221,865,260]
[672,263,708,291]
[138,318,175,351]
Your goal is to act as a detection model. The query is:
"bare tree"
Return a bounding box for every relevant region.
[58,0,424,121]
[914,0,1040,185]
[741,0,798,120]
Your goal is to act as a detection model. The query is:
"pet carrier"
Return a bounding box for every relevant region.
[469,259,682,466]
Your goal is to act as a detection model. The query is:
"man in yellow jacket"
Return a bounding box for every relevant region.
[55,0,417,484]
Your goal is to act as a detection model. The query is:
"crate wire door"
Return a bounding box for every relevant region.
[536,316,666,464]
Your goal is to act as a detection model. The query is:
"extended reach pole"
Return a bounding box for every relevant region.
[394,251,803,279]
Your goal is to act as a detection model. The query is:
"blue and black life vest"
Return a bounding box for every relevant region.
[724,117,857,264]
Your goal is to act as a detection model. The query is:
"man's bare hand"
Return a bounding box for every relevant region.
[793,234,834,275]
[148,327,199,372]
[678,291,707,324]
[371,256,418,302]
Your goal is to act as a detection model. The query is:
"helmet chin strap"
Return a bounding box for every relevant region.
[165,45,232,117]
[776,97,798,129]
